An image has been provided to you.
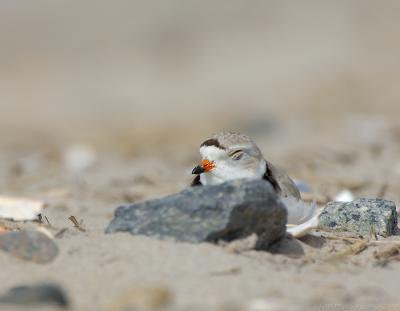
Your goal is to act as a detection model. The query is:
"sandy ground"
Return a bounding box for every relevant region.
[0,118,399,311]
[1,1,400,310]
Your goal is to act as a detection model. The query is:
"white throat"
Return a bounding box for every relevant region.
[198,146,266,186]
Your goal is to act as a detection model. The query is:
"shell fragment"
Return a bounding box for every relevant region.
[0,196,44,221]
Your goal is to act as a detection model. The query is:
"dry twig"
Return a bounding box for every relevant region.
[68,216,86,232]
[54,228,68,238]
[373,244,400,260]
[210,267,241,276]
[327,240,368,261]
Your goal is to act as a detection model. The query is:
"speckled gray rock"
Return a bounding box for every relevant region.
[0,230,59,264]
[106,179,287,249]
[318,198,397,237]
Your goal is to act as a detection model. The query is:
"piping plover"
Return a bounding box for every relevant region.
[191,132,300,198]
[191,132,318,236]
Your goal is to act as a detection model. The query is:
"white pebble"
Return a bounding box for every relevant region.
[334,190,354,202]
[64,144,96,173]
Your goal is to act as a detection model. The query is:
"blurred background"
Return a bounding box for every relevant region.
[1,4,400,309]
[1,0,400,150]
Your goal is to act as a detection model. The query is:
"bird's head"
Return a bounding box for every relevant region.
[192,132,266,185]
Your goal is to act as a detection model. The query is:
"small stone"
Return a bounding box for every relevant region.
[0,283,68,308]
[0,230,59,263]
[106,179,287,249]
[318,198,397,237]
[64,143,96,173]
[333,190,354,202]
[107,286,172,311]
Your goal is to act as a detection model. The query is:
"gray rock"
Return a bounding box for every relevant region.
[318,198,398,236]
[0,283,68,308]
[106,179,287,249]
[0,230,59,264]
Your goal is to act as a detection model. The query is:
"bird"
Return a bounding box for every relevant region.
[191,132,318,235]
[191,132,300,198]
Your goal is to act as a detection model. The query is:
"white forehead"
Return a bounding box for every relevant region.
[200,146,227,160]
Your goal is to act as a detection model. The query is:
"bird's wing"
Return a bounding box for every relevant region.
[262,164,282,194]
[281,196,317,224]
[266,162,301,199]
[265,161,319,237]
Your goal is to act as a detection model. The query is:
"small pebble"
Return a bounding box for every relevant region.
[64,143,96,173]
[334,190,354,202]
[0,283,68,308]
[0,230,59,264]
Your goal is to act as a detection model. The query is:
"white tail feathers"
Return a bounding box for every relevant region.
[286,214,319,238]
[280,197,320,238]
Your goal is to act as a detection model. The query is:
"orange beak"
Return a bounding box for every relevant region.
[201,159,215,172]
[192,159,215,174]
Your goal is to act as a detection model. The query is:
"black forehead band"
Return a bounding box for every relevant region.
[200,138,226,150]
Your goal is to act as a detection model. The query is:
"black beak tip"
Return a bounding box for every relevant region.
[192,165,204,175]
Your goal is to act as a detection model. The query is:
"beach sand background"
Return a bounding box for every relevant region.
[1,1,400,310]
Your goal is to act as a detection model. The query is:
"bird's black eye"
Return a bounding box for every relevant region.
[230,150,244,161]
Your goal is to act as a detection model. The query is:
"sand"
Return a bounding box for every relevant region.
[1,2,400,310]
[0,120,399,311]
